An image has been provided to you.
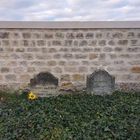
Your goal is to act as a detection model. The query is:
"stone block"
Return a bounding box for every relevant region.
[58,61,66,66]
[0,75,3,80]
[0,32,9,39]
[22,33,31,39]
[0,54,9,60]
[64,40,73,46]
[44,33,53,39]
[131,67,140,73]
[89,53,98,60]
[7,61,17,67]
[135,54,140,59]
[27,67,36,72]
[114,60,124,65]
[53,54,61,59]
[27,48,39,52]
[20,74,31,82]
[67,61,79,66]
[96,33,102,38]
[5,47,14,52]
[76,33,84,39]
[128,60,140,65]
[59,48,69,52]
[19,61,27,66]
[85,33,94,39]
[13,67,26,73]
[55,33,64,39]
[114,47,123,52]
[73,40,79,46]
[48,48,57,53]
[78,66,88,73]
[127,32,135,38]
[64,67,77,73]
[79,40,88,46]
[99,53,106,60]
[103,47,113,52]
[36,54,52,59]
[22,53,33,60]
[98,40,106,46]
[72,74,85,81]
[71,48,82,52]
[59,82,76,91]
[63,53,73,59]
[137,33,140,38]
[90,67,97,72]
[89,40,97,46]
[119,54,131,58]
[33,33,42,39]
[118,40,128,45]
[47,61,57,66]
[107,67,128,72]
[0,48,3,52]
[30,40,36,47]
[42,48,48,53]
[5,74,16,81]
[94,48,101,52]
[75,54,87,59]
[37,40,45,46]
[108,40,115,46]
[127,47,140,52]
[11,40,19,46]
[2,40,10,46]
[46,40,52,47]
[1,67,9,73]
[112,32,123,39]
[16,48,25,52]
[82,61,89,65]
[130,40,138,46]
[12,32,21,39]
[31,61,46,66]
[53,67,62,73]
[60,74,71,81]
[52,40,62,46]
[10,54,20,59]
[66,33,75,39]
[83,48,93,52]
[21,40,29,46]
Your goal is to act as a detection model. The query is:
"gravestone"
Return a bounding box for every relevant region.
[29,72,59,97]
[86,70,115,95]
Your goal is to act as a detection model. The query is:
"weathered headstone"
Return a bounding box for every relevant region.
[86,70,115,95]
[29,72,59,97]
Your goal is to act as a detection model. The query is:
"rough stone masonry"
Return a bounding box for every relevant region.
[0,21,140,92]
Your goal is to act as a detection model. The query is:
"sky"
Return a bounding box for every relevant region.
[0,0,140,21]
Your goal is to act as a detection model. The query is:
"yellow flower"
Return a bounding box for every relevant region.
[28,91,38,100]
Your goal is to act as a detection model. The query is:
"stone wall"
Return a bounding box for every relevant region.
[0,21,140,91]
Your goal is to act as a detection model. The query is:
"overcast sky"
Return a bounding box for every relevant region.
[0,0,140,21]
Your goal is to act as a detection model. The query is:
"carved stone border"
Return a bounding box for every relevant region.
[0,21,140,28]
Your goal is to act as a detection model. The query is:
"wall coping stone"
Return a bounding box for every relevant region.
[0,21,140,29]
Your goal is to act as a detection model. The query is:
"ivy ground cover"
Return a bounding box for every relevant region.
[0,91,140,140]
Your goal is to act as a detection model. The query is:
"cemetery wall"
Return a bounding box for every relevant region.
[0,21,140,91]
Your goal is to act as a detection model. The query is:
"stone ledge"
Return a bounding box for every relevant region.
[0,21,140,29]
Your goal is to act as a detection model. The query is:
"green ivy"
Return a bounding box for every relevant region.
[0,91,140,140]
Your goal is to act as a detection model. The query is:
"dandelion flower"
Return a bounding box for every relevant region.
[28,91,37,100]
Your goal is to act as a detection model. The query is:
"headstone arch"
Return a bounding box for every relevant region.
[29,72,59,97]
[86,70,115,95]
[30,72,58,87]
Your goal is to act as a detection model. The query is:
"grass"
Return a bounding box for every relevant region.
[0,91,140,140]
